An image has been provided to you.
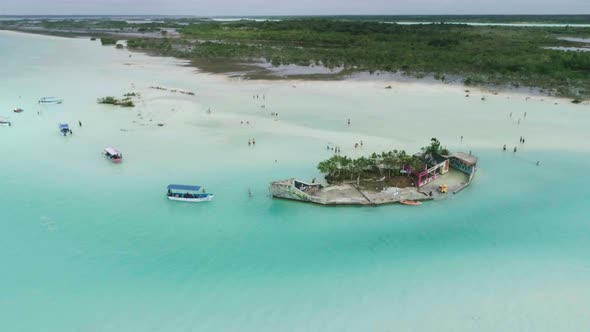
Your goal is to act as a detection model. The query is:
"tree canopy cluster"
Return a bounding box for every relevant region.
[3,17,590,98]
[131,19,590,98]
[317,138,449,184]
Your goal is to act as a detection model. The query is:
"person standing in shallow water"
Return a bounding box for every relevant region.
[514,146,517,153]
[503,144,506,151]
[79,120,82,127]
[347,119,350,126]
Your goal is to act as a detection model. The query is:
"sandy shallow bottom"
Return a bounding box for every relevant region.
[1,30,590,332]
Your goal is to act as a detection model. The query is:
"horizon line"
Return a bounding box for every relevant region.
[2,14,590,17]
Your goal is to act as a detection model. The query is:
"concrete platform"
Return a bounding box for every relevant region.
[419,169,470,200]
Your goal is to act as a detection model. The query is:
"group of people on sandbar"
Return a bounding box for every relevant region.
[501,134,539,165]
[248,138,256,146]
[327,145,341,154]
[503,136,527,152]
[509,111,527,126]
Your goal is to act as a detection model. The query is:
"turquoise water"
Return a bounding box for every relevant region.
[1,31,590,331]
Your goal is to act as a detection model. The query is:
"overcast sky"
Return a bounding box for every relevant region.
[1,0,589,16]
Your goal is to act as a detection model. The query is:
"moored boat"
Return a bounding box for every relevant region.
[13,108,24,113]
[400,200,422,206]
[39,97,63,104]
[59,123,69,136]
[0,121,11,126]
[167,184,213,202]
[104,147,123,163]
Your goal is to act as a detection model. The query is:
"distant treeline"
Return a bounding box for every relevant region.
[3,17,590,98]
[127,19,590,98]
[312,15,590,24]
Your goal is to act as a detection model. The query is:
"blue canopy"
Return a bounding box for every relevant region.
[59,123,69,130]
[167,184,202,192]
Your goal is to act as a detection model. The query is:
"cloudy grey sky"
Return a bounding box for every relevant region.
[1,0,589,16]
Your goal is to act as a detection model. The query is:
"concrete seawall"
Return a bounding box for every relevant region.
[270,179,434,206]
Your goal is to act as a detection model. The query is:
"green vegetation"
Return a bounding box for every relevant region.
[126,19,590,98]
[318,138,447,185]
[100,37,117,45]
[98,96,135,107]
[323,15,590,24]
[2,17,590,98]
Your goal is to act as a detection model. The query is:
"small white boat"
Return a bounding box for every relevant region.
[104,147,123,164]
[0,120,11,126]
[39,97,63,104]
[167,184,214,202]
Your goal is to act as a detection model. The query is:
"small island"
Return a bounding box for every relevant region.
[271,138,478,206]
[97,95,136,107]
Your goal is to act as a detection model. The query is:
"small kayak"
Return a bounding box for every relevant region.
[400,200,422,206]
[13,108,24,113]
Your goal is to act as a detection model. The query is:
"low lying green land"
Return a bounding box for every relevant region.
[98,96,135,107]
[2,17,590,98]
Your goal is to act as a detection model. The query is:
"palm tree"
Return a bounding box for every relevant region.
[338,156,352,180]
[424,137,444,163]
[317,159,336,178]
[368,152,382,176]
[381,151,397,178]
[352,157,371,185]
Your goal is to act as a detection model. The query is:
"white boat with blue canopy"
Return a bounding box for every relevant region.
[39,97,63,104]
[59,123,69,136]
[167,184,214,202]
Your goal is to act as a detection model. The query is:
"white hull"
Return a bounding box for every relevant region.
[39,98,63,104]
[167,195,214,202]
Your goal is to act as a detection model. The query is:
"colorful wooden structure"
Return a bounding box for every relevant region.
[405,159,450,188]
[449,152,478,177]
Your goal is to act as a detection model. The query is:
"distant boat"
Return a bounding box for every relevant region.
[13,108,24,113]
[0,120,11,126]
[400,200,422,206]
[104,147,123,163]
[166,184,214,202]
[39,97,63,104]
[58,123,69,136]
